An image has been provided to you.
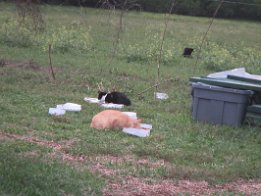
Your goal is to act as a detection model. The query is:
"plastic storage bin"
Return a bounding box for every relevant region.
[244,105,261,126]
[191,83,253,126]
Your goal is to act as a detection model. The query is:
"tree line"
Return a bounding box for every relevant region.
[7,0,261,21]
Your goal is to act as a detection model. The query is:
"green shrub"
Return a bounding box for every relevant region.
[234,47,261,73]
[199,42,261,73]
[0,17,93,53]
[200,42,234,71]
[36,24,93,53]
[120,30,180,65]
[0,19,34,47]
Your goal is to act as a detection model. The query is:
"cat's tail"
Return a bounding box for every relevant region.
[125,99,131,106]
[90,117,98,128]
[90,121,95,128]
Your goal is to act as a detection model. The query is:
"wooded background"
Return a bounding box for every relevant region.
[4,0,261,20]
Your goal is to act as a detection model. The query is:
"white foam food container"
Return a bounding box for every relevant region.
[140,123,152,129]
[84,97,100,104]
[62,103,82,111]
[122,112,137,119]
[49,108,66,115]
[101,103,124,109]
[122,127,150,137]
[122,123,152,138]
[155,92,169,100]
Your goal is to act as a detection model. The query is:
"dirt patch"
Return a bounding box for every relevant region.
[1,132,260,195]
[103,177,261,195]
[0,59,62,74]
[1,59,43,70]
[1,132,62,150]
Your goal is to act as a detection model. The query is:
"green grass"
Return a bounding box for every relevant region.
[0,141,104,196]
[0,2,261,195]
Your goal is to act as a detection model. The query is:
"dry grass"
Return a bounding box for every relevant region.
[103,177,261,196]
[1,131,260,195]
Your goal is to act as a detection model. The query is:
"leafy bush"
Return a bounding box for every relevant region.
[36,24,93,53]
[120,30,180,65]
[0,19,34,47]
[0,17,93,53]
[234,47,261,73]
[200,42,234,71]
[199,41,261,73]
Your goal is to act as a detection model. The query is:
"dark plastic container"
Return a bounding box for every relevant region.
[191,83,253,126]
[244,105,261,126]
[245,112,261,126]
[247,104,261,114]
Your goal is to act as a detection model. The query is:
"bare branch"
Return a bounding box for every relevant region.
[155,0,176,97]
[48,44,55,80]
[193,0,224,71]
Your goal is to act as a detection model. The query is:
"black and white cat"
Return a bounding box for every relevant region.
[98,91,131,106]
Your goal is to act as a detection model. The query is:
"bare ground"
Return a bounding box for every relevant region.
[1,132,260,196]
[0,59,47,71]
[0,59,65,77]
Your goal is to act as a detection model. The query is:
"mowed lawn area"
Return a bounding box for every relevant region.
[0,2,260,195]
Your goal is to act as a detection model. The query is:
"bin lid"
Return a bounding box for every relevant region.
[247,105,261,114]
[192,82,254,95]
[190,77,261,92]
[227,75,261,85]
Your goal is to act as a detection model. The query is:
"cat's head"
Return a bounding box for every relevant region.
[130,118,142,128]
[98,91,107,100]
[104,93,114,103]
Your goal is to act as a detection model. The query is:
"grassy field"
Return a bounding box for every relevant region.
[0,2,261,195]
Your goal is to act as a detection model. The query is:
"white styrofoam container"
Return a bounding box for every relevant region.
[62,103,82,111]
[122,124,152,138]
[56,104,64,109]
[140,123,152,129]
[122,112,137,119]
[84,97,100,104]
[155,92,169,100]
[101,103,124,109]
[122,128,150,137]
[49,108,66,115]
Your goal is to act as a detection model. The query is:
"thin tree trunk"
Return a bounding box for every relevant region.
[193,0,224,71]
[155,0,176,98]
[48,44,55,80]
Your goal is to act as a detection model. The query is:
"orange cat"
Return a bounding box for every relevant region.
[91,110,141,130]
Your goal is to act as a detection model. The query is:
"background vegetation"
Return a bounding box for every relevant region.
[0,1,260,195]
[6,0,260,20]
